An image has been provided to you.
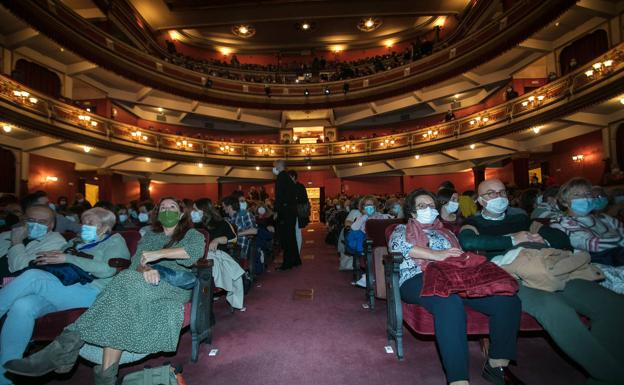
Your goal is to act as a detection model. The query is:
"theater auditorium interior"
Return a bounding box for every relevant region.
[0,0,624,384]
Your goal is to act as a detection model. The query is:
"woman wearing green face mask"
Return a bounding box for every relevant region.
[5,198,206,385]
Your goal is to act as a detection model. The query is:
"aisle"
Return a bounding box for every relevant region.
[48,223,584,385]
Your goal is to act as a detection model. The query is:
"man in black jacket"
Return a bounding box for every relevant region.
[273,160,301,270]
[288,170,310,253]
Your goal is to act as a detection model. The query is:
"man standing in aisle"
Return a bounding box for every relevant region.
[273,160,301,270]
[288,170,310,253]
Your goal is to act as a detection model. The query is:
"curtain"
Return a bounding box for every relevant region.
[14,59,62,98]
[560,29,608,75]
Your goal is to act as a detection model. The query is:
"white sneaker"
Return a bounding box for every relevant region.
[355,274,367,288]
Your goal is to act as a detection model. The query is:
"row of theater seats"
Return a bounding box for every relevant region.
[348,219,543,360]
[30,229,261,363]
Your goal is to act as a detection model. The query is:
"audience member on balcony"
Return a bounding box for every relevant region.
[436,188,463,234]
[530,186,563,221]
[444,110,456,122]
[505,86,519,101]
[4,197,205,384]
[389,188,523,385]
[547,71,558,83]
[222,194,257,259]
[0,207,130,385]
[73,193,92,210]
[192,198,236,253]
[459,178,624,385]
[22,192,81,235]
[550,178,624,266]
[2,204,66,275]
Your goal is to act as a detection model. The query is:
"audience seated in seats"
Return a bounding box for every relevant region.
[389,188,523,385]
[112,204,138,231]
[385,197,405,219]
[136,200,155,237]
[22,191,81,234]
[222,194,258,259]
[191,198,236,253]
[0,207,130,385]
[591,185,609,214]
[436,188,463,234]
[530,186,563,221]
[253,203,275,267]
[550,178,624,266]
[73,193,92,210]
[350,195,391,234]
[56,196,69,214]
[0,195,22,234]
[606,187,624,222]
[459,178,624,385]
[0,204,66,276]
[5,197,205,384]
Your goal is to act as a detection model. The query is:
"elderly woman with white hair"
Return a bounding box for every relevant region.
[0,207,130,385]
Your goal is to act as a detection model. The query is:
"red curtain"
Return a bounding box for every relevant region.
[560,30,608,75]
[14,59,61,98]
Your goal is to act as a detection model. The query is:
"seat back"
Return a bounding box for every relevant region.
[114,230,141,255]
[363,220,403,299]
[366,219,404,248]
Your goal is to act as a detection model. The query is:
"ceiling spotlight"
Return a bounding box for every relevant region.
[2,124,12,133]
[358,17,381,32]
[304,88,310,96]
[302,23,310,30]
[324,87,330,95]
[232,25,255,38]
[83,145,92,153]
[307,165,311,170]
[157,107,163,113]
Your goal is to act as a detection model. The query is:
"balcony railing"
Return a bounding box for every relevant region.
[1,44,623,167]
[2,0,576,109]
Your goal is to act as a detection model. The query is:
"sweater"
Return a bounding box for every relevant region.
[459,213,571,259]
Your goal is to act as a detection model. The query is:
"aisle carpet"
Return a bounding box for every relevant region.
[21,223,585,385]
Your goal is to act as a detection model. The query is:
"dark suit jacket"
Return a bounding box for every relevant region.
[275,171,297,216]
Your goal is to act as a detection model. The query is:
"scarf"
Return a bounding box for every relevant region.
[405,218,460,249]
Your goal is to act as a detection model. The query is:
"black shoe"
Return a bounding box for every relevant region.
[482,361,526,385]
[275,266,291,271]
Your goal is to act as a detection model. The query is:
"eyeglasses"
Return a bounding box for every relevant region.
[415,203,436,210]
[480,190,507,200]
[26,218,49,225]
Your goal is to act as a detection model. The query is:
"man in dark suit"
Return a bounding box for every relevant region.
[288,170,310,253]
[273,160,301,270]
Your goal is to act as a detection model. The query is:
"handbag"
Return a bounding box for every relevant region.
[18,262,94,286]
[150,265,197,290]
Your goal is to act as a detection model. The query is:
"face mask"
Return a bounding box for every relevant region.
[416,207,439,224]
[81,224,98,242]
[158,210,180,227]
[272,167,279,176]
[118,214,128,223]
[393,204,402,214]
[138,212,149,223]
[129,210,138,219]
[364,205,375,216]
[571,198,593,216]
[483,197,509,214]
[65,215,77,222]
[335,205,341,210]
[27,222,48,239]
[536,195,543,205]
[445,201,459,213]
[258,207,266,215]
[593,197,608,211]
[48,203,56,211]
[191,210,203,223]
[239,202,247,211]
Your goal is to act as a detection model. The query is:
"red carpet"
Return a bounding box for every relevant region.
[24,223,584,385]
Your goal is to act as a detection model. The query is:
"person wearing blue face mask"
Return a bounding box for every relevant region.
[222,194,257,260]
[551,178,624,266]
[0,207,130,385]
[350,195,391,233]
[113,205,137,231]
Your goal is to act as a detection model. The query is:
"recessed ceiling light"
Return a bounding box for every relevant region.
[157,107,163,113]
[198,163,203,168]
[532,126,541,134]
[59,47,64,52]
[358,17,382,32]
[232,24,255,38]
[302,23,310,30]
[555,22,560,27]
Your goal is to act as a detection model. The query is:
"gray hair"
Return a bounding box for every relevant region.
[82,207,116,231]
[558,177,592,206]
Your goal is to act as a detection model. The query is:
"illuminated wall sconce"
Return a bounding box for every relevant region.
[469,144,476,150]
[380,138,396,147]
[45,176,58,182]
[83,145,92,153]
[176,139,193,149]
[521,95,545,108]
[422,130,439,140]
[572,154,585,162]
[2,124,12,133]
[586,59,615,78]
[255,166,260,170]
[301,146,316,155]
[198,162,203,168]
[340,144,357,152]
[358,162,363,167]
[258,146,275,155]
[414,154,420,160]
[532,126,541,134]
[131,130,148,141]
[219,144,235,153]
[13,90,38,105]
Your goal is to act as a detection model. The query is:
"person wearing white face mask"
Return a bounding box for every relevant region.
[461,178,624,385]
[0,207,130,385]
[388,188,523,385]
[436,188,463,234]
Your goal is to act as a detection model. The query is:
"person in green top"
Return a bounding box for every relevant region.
[459,178,624,385]
[4,198,205,385]
[0,207,130,385]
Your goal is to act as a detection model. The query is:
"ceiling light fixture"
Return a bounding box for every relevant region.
[145,157,151,163]
[532,126,541,134]
[414,154,420,160]
[83,145,92,153]
[232,24,256,38]
[2,124,12,133]
[255,166,260,170]
[324,87,330,95]
[620,97,624,105]
[198,162,203,168]
[358,162,363,167]
[357,17,381,32]
[469,144,476,150]
[304,88,310,96]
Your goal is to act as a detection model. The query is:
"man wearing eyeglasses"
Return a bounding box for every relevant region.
[2,205,66,275]
[460,179,624,385]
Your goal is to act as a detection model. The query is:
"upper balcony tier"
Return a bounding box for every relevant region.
[2,0,576,109]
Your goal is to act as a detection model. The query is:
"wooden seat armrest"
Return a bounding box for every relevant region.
[383,252,403,266]
[108,258,131,271]
[194,258,214,269]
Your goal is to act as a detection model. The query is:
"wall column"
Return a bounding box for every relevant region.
[61,74,73,99]
[139,178,151,201]
[2,48,12,76]
[19,151,29,196]
[472,166,485,190]
[512,155,530,189]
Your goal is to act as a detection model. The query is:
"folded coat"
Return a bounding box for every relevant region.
[208,249,245,309]
[421,252,519,298]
